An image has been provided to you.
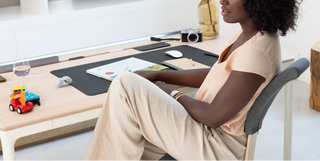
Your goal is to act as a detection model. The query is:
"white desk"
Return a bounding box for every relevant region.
[0,34,295,160]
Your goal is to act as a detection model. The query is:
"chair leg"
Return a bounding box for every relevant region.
[284,81,293,160]
[244,133,258,161]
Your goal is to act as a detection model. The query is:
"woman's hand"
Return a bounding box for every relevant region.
[134,71,159,82]
[153,81,177,95]
[134,71,176,94]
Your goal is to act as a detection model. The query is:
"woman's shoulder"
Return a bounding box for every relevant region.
[253,31,280,49]
[243,31,281,59]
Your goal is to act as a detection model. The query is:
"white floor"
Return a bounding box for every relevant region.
[1,80,320,160]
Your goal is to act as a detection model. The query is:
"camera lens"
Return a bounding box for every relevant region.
[187,32,199,43]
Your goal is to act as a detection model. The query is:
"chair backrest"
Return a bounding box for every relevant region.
[244,58,310,135]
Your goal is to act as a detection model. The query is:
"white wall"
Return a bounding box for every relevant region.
[280,0,320,83]
[0,0,199,65]
[219,0,320,84]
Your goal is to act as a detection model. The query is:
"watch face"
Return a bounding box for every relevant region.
[170,90,179,97]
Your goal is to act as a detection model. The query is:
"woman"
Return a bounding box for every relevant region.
[83,0,302,160]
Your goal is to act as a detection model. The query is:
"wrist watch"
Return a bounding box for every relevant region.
[170,90,180,98]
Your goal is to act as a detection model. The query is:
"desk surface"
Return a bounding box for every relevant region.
[0,34,294,131]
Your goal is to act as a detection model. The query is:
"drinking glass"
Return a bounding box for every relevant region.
[12,54,31,78]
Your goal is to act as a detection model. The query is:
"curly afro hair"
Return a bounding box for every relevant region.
[243,0,302,36]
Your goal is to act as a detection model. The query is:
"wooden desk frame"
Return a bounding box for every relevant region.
[0,109,100,160]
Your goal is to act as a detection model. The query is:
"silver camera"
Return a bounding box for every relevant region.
[181,29,203,43]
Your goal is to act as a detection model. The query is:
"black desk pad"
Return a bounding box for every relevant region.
[51,45,219,96]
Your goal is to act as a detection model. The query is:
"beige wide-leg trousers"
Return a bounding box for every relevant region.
[83,72,247,160]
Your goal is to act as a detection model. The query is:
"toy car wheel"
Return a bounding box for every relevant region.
[37,99,40,105]
[9,104,14,111]
[17,107,23,114]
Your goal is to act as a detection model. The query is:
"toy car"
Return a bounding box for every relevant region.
[9,85,40,114]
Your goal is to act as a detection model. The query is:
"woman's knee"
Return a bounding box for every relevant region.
[110,72,141,93]
[115,72,148,88]
[114,72,138,85]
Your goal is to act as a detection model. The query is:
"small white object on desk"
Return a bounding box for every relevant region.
[56,76,73,88]
[165,50,183,58]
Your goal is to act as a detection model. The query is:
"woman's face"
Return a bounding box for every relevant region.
[220,0,248,24]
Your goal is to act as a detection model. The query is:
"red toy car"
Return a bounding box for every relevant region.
[9,98,34,114]
[9,85,40,114]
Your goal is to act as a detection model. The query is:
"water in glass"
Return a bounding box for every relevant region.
[13,54,31,78]
[13,65,31,77]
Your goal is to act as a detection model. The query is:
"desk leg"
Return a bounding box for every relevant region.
[0,131,17,160]
[0,121,52,160]
[284,81,293,160]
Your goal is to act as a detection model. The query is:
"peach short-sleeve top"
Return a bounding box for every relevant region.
[194,27,282,135]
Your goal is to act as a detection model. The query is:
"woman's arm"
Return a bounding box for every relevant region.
[135,68,210,88]
[155,70,265,128]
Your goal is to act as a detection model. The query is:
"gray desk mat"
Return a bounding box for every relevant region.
[50,45,219,96]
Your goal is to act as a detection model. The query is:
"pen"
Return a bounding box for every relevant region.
[204,52,219,58]
[189,59,195,66]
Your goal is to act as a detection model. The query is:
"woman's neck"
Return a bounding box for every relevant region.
[239,19,258,40]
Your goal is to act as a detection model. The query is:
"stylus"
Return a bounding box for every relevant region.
[69,56,85,60]
[150,37,180,41]
[204,52,219,58]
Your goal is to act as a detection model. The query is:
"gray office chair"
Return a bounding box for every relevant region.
[159,58,310,160]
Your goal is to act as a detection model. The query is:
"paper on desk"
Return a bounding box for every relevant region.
[162,58,210,70]
[86,57,156,81]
